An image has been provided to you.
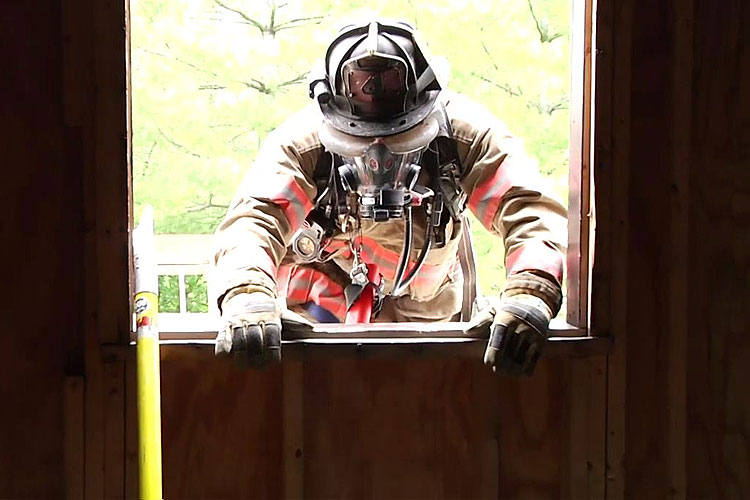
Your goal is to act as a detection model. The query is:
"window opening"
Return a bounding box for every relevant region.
[131,0,592,338]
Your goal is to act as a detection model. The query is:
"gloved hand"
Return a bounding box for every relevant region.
[483,294,553,376]
[467,271,561,376]
[215,287,282,368]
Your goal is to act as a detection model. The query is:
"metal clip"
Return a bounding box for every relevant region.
[349,260,369,287]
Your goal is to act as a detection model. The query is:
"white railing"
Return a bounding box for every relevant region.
[155,234,219,334]
[151,234,583,338]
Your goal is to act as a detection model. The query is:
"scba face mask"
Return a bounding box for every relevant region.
[318,111,439,221]
[339,145,421,220]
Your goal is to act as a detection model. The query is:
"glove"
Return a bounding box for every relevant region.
[483,294,553,376]
[469,271,562,376]
[215,287,282,368]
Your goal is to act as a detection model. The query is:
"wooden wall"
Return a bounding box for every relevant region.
[1,2,81,498]
[152,354,604,499]
[1,0,748,498]
[686,1,750,496]
[607,0,750,497]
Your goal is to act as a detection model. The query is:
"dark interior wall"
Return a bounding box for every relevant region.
[615,0,750,497]
[1,0,749,498]
[1,2,81,498]
[687,1,750,497]
[624,0,679,495]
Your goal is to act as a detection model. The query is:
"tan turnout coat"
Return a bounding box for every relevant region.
[212,90,567,322]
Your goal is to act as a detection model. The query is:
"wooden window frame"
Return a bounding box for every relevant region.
[566,0,594,332]
[121,0,616,359]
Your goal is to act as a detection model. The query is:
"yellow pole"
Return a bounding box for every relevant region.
[133,207,163,499]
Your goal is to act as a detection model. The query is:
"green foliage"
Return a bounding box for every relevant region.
[157,274,210,313]
[158,275,180,312]
[132,0,571,296]
[185,274,209,313]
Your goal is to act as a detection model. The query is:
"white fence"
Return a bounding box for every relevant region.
[155,234,219,334]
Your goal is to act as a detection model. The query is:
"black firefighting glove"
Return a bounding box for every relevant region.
[467,271,562,377]
[215,286,282,368]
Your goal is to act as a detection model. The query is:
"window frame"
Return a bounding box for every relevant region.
[125,0,609,356]
[566,0,594,332]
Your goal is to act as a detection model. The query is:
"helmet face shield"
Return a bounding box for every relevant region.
[341,54,409,118]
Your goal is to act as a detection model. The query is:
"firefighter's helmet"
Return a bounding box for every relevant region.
[309,20,442,137]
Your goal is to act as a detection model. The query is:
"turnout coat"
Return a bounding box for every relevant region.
[211,91,567,322]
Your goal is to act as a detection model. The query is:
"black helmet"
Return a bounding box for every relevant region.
[309,20,442,137]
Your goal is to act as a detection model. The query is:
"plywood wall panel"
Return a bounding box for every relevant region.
[300,358,564,499]
[158,359,285,499]
[687,1,750,497]
[0,2,83,498]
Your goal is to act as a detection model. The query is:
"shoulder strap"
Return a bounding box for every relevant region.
[432,104,467,220]
[307,151,344,236]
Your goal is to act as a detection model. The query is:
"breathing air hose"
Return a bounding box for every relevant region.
[391,207,434,296]
[391,205,413,293]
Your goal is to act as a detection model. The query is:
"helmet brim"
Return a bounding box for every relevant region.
[320,90,440,137]
[319,110,440,156]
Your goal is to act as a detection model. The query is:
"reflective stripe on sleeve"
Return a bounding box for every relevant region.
[467,159,540,231]
[506,240,564,283]
[244,174,313,231]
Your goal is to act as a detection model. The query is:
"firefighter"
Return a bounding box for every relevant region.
[211,20,567,376]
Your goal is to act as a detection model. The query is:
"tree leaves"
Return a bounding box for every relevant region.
[131,0,572,295]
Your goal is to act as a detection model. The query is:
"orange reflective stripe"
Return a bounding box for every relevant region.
[326,236,457,290]
[506,241,564,283]
[468,162,514,229]
[278,265,347,320]
[468,160,540,230]
[245,175,313,231]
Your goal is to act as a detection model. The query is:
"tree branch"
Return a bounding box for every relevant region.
[242,78,272,94]
[158,128,203,158]
[276,71,309,89]
[199,84,227,90]
[274,15,325,32]
[480,38,500,72]
[527,0,564,43]
[527,95,569,115]
[473,73,524,97]
[139,47,221,79]
[186,194,230,213]
[211,0,322,37]
[212,0,266,34]
[144,141,157,169]
[140,46,293,96]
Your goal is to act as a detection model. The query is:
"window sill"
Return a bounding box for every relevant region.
[111,315,611,361]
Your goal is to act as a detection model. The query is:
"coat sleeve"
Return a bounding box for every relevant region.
[211,106,323,307]
[446,92,567,285]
